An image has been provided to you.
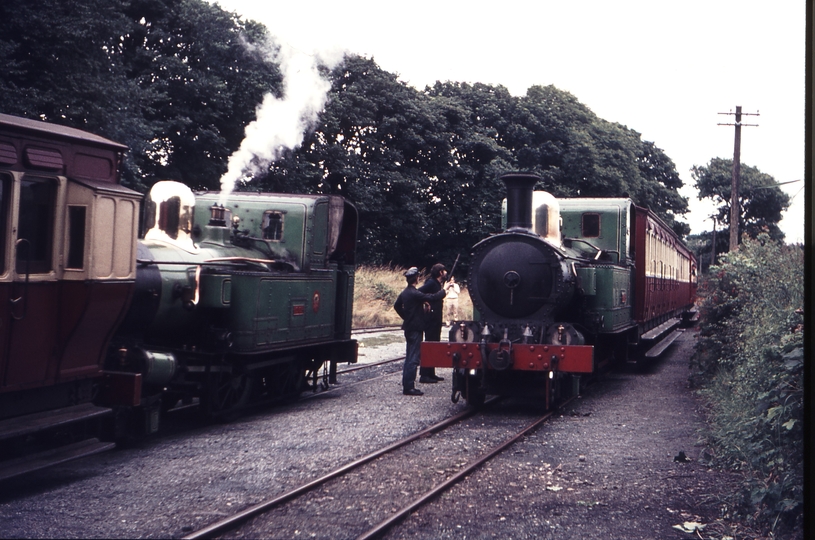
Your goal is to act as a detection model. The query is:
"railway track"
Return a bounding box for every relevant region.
[335,356,403,375]
[351,325,402,336]
[161,354,404,418]
[181,397,569,539]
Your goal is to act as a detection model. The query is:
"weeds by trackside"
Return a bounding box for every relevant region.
[692,233,803,539]
[352,265,472,329]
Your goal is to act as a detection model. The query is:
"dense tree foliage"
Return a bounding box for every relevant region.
[692,157,790,245]
[0,0,690,267]
[119,0,281,190]
[258,59,690,266]
[0,0,149,188]
[0,0,280,190]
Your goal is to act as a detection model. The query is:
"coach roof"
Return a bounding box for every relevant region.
[0,113,127,151]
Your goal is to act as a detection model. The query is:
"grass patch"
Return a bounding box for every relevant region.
[352,265,473,329]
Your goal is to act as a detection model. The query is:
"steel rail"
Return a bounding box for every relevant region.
[355,397,575,540]
[297,363,404,403]
[336,356,403,374]
[351,325,402,335]
[181,398,498,540]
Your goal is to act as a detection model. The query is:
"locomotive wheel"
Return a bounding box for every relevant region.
[281,360,307,401]
[257,359,307,402]
[205,372,256,419]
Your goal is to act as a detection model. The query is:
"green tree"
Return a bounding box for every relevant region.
[0,0,155,189]
[120,0,282,190]
[256,56,438,266]
[632,139,689,236]
[692,157,790,244]
[0,0,281,191]
[253,66,692,267]
[421,81,517,265]
[522,86,688,234]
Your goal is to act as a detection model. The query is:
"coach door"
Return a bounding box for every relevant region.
[0,174,62,391]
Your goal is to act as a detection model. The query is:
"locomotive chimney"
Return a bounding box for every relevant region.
[502,173,539,230]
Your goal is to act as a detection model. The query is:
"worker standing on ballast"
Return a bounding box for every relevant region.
[393,267,446,396]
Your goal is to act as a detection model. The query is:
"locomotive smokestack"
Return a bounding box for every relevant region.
[502,173,540,230]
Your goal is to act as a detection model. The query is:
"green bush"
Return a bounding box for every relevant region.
[692,233,803,536]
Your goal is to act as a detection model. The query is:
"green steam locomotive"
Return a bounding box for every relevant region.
[0,114,357,479]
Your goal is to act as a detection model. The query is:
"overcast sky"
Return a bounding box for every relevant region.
[210,0,805,242]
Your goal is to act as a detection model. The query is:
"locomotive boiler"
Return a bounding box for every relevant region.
[421,173,697,408]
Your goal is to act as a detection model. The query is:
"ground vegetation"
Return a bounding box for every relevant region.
[352,265,472,329]
[691,233,803,538]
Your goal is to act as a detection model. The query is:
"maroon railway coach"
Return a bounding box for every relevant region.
[0,114,141,477]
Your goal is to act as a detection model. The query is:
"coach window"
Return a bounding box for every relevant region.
[17,177,57,274]
[659,261,665,291]
[0,173,8,273]
[262,211,284,241]
[66,206,87,270]
[651,259,656,291]
[582,213,600,237]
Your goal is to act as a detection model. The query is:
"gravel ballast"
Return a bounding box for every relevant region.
[0,329,748,539]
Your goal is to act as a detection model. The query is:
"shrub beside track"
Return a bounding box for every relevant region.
[692,233,803,538]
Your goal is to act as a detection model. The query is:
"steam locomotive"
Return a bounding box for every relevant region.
[0,113,357,479]
[421,173,697,407]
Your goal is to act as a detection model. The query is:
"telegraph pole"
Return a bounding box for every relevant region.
[718,106,759,251]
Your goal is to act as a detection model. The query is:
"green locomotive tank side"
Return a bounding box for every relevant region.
[228,271,338,351]
[137,189,356,351]
[137,239,261,342]
[188,190,356,349]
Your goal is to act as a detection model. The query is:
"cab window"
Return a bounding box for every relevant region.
[262,211,284,241]
[582,213,600,237]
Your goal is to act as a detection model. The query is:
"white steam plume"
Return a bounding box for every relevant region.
[218,40,344,205]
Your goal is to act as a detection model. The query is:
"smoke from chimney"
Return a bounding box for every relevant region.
[218,39,344,205]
